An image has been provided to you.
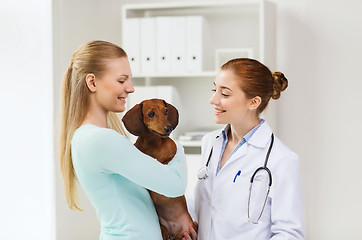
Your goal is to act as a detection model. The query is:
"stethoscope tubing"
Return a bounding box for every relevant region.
[250,133,274,186]
[198,132,275,224]
[198,133,274,185]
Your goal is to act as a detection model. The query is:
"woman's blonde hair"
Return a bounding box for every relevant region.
[59,40,128,210]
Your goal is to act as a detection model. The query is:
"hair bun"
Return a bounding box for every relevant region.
[272,72,288,99]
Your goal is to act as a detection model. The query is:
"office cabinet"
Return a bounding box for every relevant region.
[121,0,277,148]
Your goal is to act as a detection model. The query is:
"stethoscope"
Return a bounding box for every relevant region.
[197,133,274,224]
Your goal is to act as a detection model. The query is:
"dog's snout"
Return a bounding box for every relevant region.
[164,125,173,134]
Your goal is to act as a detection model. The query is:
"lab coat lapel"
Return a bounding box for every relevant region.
[227,143,248,164]
[248,121,273,148]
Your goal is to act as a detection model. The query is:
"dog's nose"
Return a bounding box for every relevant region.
[164,125,173,134]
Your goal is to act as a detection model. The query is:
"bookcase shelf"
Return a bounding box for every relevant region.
[121,0,278,146]
[132,71,217,79]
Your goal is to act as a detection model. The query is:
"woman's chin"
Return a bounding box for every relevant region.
[111,106,126,113]
[214,116,225,125]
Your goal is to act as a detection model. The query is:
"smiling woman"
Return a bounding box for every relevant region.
[59,41,130,210]
[58,40,194,240]
[192,58,305,240]
[83,57,133,115]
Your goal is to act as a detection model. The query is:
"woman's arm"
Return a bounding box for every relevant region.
[77,127,187,197]
[269,152,306,240]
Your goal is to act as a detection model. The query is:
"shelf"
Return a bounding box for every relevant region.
[177,140,202,147]
[121,0,278,139]
[132,71,217,79]
[123,0,263,11]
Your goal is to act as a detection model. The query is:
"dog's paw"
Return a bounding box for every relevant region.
[165,234,176,240]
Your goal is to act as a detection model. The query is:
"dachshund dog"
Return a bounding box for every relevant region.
[122,98,195,240]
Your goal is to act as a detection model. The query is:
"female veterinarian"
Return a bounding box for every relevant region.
[193,58,306,240]
[59,40,197,240]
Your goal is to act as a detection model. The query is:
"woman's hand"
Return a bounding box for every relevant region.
[182,222,198,240]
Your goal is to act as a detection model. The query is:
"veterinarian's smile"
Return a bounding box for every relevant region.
[214,107,226,115]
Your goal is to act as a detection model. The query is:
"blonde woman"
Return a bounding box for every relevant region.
[59,40,195,240]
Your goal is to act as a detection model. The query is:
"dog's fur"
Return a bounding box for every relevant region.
[122,98,194,240]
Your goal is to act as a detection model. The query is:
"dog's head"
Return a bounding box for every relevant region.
[122,98,179,137]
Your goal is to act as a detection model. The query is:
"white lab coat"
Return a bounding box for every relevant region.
[195,122,305,240]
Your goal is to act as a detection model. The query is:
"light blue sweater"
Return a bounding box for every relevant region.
[71,124,187,240]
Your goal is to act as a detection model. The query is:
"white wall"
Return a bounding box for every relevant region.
[276,1,362,239]
[0,0,54,240]
[52,0,362,240]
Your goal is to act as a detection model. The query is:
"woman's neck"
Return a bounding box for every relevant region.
[229,117,260,144]
[81,102,109,128]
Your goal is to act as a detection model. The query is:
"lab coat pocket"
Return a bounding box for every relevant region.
[220,173,250,221]
[221,172,272,223]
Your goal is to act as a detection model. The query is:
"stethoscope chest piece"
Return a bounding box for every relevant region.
[198,166,209,180]
[198,146,214,180]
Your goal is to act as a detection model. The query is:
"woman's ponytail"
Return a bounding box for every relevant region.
[59,61,81,210]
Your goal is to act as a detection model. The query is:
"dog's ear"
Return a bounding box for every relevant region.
[122,104,146,136]
[164,101,179,129]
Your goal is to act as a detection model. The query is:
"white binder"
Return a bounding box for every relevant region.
[170,17,187,72]
[186,16,203,72]
[140,18,156,73]
[156,17,172,73]
[123,18,141,74]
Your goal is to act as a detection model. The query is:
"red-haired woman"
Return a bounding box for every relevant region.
[192,58,305,240]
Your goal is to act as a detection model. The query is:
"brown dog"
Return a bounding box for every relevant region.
[122,98,195,240]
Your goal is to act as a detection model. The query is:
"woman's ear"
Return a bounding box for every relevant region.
[248,96,262,111]
[85,73,96,92]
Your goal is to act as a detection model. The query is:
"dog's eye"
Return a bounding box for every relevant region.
[164,109,168,115]
[148,111,155,118]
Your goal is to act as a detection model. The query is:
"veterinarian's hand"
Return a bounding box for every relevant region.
[182,222,198,240]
